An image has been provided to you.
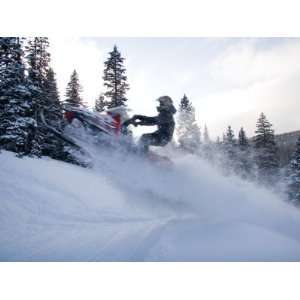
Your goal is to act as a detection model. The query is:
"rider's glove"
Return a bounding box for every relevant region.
[132,120,139,127]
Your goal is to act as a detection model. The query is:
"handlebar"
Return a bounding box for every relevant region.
[121,117,144,135]
[122,117,142,128]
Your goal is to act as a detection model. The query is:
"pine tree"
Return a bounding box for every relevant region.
[43,68,82,164]
[64,70,85,108]
[26,37,52,156]
[254,113,279,184]
[286,136,300,205]
[27,38,50,77]
[223,125,236,163]
[236,127,253,179]
[26,37,50,109]
[103,45,129,108]
[201,124,213,161]
[42,68,67,159]
[44,68,62,123]
[203,124,210,144]
[27,38,77,162]
[94,93,106,112]
[177,94,201,153]
[238,127,248,150]
[0,37,36,155]
[218,126,239,175]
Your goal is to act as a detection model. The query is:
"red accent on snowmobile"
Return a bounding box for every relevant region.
[107,112,122,135]
[63,106,120,136]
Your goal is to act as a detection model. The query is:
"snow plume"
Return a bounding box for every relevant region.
[1,144,300,261]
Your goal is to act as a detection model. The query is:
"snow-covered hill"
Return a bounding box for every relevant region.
[1,147,300,261]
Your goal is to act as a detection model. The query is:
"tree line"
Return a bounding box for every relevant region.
[1,37,300,206]
[0,38,128,163]
[176,94,300,206]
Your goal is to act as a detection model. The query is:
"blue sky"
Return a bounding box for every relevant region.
[50,37,300,138]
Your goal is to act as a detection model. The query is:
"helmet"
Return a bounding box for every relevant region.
[156,96,176,114]
[157,96,173,106]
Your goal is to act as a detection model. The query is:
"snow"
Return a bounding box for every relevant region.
[1,147,300,261]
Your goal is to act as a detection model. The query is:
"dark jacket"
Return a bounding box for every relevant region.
[134,104,177,142]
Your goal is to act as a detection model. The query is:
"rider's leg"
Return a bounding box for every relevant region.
[138,133,153,153]
[138,132,166,153]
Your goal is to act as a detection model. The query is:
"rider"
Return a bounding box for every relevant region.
[128,96,177,153]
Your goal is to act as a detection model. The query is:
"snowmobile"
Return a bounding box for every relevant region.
[38,105,127,165]
[41,105,172,167]
[41,105,126,146]
[64,105,124,137]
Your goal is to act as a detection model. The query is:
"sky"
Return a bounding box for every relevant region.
[49,37,300,139]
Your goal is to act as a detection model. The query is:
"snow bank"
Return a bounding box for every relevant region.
[1,148,300,261]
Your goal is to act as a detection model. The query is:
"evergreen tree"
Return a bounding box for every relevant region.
[42,68,66,159]
[236,127,253,179]
[218,126,238,175]
[177,94,201,153]
[94,93,106,112]
[27,38,77,162]
[64,70,85,107]
[238,127,248,150]
[26,37,51,156]
[286,136,300,205]
[43,67,80,163]
[203,124,210,144]
[103,45,129,108]
[254,113,279,183]
[201,124,213,161]
[225,125,235,143]
[223,125,236,162]
[0,37,36,155]
[27,38,50,76]
[0,37,80,164]
[44,68,62,122]
[26,37,51,109]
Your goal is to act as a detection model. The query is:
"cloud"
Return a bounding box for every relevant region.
[210,39,300,88]
[197,39,300,138]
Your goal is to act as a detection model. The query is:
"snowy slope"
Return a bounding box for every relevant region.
[1,148,300,261]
